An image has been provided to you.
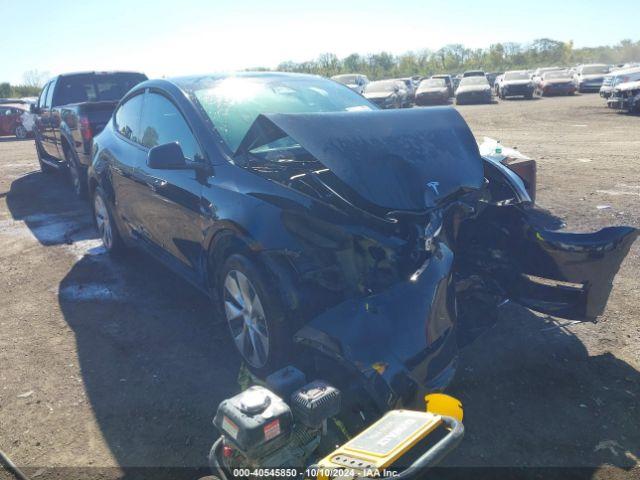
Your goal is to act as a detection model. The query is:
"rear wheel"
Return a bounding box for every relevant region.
[219,254,291,376]
[93,186,125,255]
[14,125,27,139]
[65,146,87,198]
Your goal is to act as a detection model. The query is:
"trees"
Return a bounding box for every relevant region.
[0,83,12,98]
[274,38,640,79]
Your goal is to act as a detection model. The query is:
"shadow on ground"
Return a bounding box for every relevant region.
[6,171,96,245]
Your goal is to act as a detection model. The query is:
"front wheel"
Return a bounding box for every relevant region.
[219,254,291,375]
[93,187,125,255]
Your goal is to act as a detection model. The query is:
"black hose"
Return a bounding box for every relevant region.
[208,437,230,480]
[0,448,30,480]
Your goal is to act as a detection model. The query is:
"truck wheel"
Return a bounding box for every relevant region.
[93,186,125,255]
[35,140,56,174]
[64,146,87,199]
[218,254,291,376]
[14,125,27,139]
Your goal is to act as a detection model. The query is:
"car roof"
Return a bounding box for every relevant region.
[56,70,147,78]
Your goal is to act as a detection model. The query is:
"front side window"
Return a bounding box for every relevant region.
[114,93,144,143]
[38,83,50,109]
[139,93,201,160]
[45,80,56,108]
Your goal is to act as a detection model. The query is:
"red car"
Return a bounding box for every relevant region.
[535,70,576,96]
[0,104,29,139]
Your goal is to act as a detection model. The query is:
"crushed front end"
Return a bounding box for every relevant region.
[231,107,637,414]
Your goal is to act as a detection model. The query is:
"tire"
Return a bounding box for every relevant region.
[35,139,56,174]
[92,186,125,255]
[64,145,87,199]
[525,92,533,100]
[14,125,27,139]
[218,253,291,376]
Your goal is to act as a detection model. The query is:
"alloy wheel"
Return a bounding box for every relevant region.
[223,270,269,368]
[93,193,113,250]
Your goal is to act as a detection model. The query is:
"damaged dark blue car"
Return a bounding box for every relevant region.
[88,72,638,418]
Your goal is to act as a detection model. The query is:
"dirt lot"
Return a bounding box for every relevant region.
[1,94,639,480]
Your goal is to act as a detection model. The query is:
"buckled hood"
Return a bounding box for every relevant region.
[236,107,484,211]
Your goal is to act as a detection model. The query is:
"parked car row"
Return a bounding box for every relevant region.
[338,63,623,109]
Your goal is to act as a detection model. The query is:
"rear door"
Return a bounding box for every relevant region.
[460,204,638,321]
[109,92,148,238]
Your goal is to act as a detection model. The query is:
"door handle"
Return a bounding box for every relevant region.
[147,178,167,192]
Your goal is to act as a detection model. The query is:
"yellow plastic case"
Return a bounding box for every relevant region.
[316,410,443,479]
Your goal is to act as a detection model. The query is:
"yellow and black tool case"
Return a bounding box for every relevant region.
[315,409,463,479]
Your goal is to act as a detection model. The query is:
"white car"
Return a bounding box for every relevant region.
[600,67,640,99]
[608,79,640,112]
[572,64,610,93]
[330,74,369,94]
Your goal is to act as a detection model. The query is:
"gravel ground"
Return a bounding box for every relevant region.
[0,93,639,480]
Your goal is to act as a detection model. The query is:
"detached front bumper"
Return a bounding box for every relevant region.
[415,92,449,105]
[502,85,534,97]
[578,82,603,92]
[294,243,458,410]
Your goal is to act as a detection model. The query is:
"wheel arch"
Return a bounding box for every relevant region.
[204,226,302,314]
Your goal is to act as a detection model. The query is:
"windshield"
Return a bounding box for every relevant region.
[582,65,609,75]
[504,71,530,81]
[459,76,488,86]
[365,80,400,93]
[192,75,374,152]
[544,71,571,79]
[419,78,445,88]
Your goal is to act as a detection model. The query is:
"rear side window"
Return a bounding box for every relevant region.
[114,94,144,143]
[139,93,201,160]
[54,73,147,106]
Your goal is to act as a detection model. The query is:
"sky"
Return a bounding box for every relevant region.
[1,0,638,84]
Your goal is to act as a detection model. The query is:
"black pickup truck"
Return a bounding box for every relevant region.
[32,71,147,197]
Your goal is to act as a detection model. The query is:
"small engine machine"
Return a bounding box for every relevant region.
[212,378,341,469]
[209,367,463,479]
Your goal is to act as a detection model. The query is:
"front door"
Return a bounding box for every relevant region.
[132,91,207,276]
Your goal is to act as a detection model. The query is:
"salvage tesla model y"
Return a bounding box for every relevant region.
[88,73,637,408]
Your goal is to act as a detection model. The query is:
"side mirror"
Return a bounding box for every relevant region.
[147,142,187,169]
